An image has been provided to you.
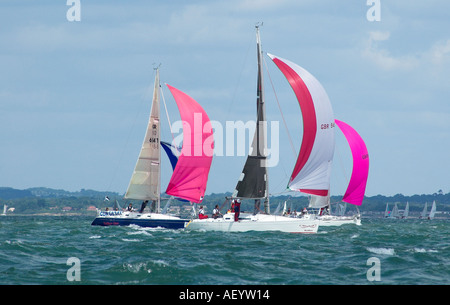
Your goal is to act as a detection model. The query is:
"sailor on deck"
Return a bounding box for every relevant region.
[198,206,208,219]
[234,199,241,222]
[212,205,222,219]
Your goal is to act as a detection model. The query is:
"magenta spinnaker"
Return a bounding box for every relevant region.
[335,119,369,206]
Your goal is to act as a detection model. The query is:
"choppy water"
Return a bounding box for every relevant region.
[0,216,449,285]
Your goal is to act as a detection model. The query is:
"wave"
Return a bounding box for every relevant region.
[366,247,395,255]
[413,248,438,253]
[123,259,170,275]
[121,238,141,242]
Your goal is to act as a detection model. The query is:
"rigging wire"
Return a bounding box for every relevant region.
[160,84,175,141]
[225,36,253,122]
[261,51,297,196]
[263,55,297,159]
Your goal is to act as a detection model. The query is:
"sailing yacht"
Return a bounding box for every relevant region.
[389,203,400,219]
[186,26,323,233]
[92,68,214,229]
[384,203,390,218]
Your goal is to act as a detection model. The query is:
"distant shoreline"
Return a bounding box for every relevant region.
[1,212,95,217]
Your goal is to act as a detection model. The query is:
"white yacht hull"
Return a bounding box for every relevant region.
[317,215,361,226]
[186,213,319,233]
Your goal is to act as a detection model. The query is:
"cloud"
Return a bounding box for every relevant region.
[362,30,450,80]
[429,39,450,64]
[362,31,419,70]
[237,0,288,11]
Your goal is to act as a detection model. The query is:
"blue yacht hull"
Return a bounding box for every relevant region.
[91,216,188,229]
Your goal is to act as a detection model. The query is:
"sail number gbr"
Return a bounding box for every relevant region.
[321,122,335,130]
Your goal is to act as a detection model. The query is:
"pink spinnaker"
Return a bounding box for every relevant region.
[165,84,214,203]
[335,119,369,206]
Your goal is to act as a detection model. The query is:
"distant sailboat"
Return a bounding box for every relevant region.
[428,201,437,220]
[420,202,428,219]
[384,203,390,218]
[385,202,410,219]
[335,203,346,216]
[92,68,214,229]
[1,204,7,216]
[402,202,409,219]
[389,203,400,219]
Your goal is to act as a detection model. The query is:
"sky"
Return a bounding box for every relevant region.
[0,0,449,198]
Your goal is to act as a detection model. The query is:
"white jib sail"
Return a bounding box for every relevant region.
[125,69,161,201]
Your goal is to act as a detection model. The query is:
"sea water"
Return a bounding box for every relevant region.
[0,216,449,285]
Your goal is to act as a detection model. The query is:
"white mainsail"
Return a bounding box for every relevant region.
[384,203,390,218]
[124,69,161,206]
[420,202,428,219]
[403,202,409,218]
[429,201,436,219]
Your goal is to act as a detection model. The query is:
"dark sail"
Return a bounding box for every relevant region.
[233,25,269,208]
[234,155,267,198]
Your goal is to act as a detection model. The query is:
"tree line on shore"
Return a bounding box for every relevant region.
[1,187,448,215]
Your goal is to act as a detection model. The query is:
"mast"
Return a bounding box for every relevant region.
[257,24,270,214]
[233,24,270,213]
[156,68,161,213]
[124,67,161,211]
